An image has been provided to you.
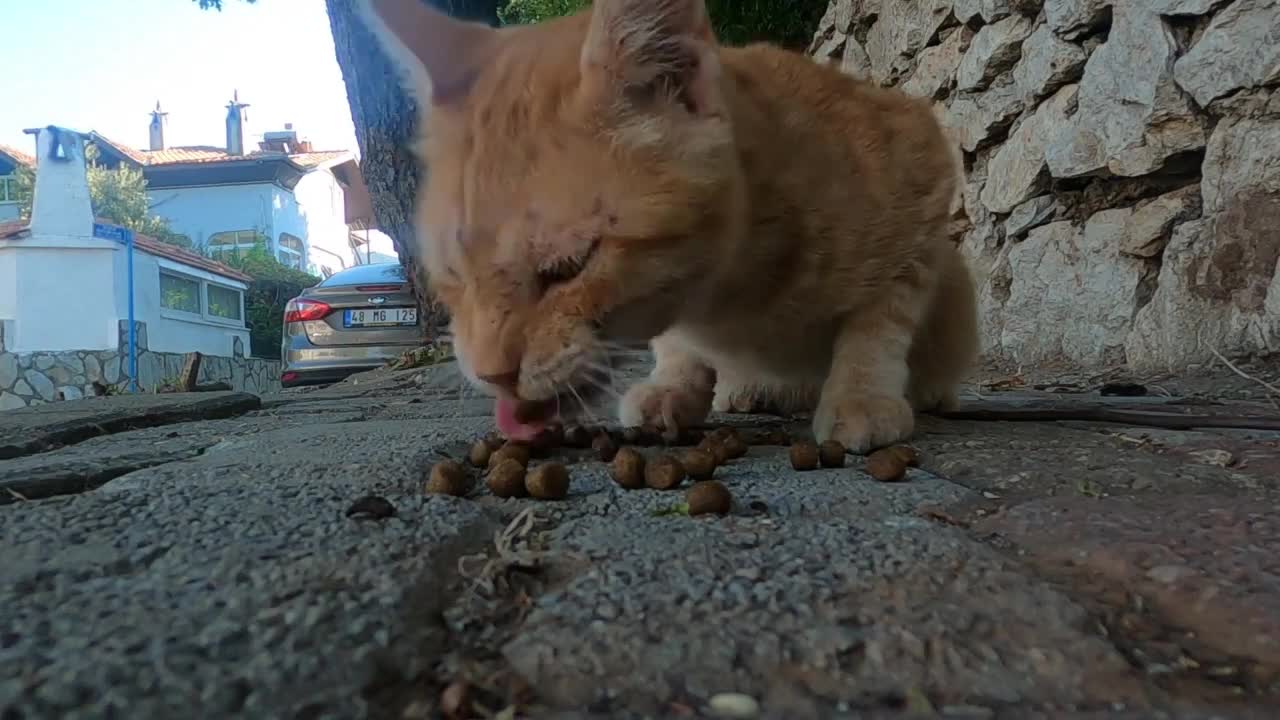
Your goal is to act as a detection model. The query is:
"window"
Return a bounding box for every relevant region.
[159,269,245,327]
[207,284,243,321]
[160,272,201,314]
[277,232,304,269]
[207,229,265,258]
[0,175,18,204]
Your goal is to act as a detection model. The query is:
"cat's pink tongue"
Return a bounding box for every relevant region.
[494,397,551,443]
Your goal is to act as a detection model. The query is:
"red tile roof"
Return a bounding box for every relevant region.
[0,143,35,169]
[116,222,254,284]
[0,217,252,283]
[139,147,351,169]
[0,220,29,240]
[86,133,150,165]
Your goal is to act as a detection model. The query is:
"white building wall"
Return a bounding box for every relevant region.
[112,246,249,358]
[147,183,277,249]
[292,170,356,275]
[4,242,118,353]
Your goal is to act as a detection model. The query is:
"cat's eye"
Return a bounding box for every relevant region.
[536,239,600,294]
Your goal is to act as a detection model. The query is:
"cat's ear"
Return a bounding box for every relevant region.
[355,0,499,105]
[580,0,722,116]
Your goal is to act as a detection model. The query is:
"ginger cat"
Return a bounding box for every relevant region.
[358,0,979,452]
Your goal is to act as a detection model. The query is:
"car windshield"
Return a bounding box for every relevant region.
[318,263,407,287]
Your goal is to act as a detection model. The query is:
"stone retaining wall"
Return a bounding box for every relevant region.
[810,0,1279,370]
[0,349,280,410]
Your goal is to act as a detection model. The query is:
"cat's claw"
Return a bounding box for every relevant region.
[618,381,713,431]
[813,393,914,453]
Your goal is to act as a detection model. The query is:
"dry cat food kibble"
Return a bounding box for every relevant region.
[526,462,570,500]
[345,495,396,520]
[564,425,594,449]
[888,445,921,467]
[488,442,531,469]
[720,432,749,459]
[610,447,647,489]
[681,448,718,480]
[818,440,846,468]
[865,448,908,482]
[698,437,732,465]
[467,439,493,468]
[426,460,471,497]
[645,454,687,490]
[687,480,732,516]
[789,440,820,471]
[486,458,528,498]
[592,432,619,462]
[531,423,565,453]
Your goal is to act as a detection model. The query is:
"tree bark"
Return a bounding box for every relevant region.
[324,0,500,332]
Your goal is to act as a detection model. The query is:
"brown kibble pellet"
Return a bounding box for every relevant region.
[639,424,663,445]
[440,680,471,720]
[866,448,908,483]
[531,423,565,453]
[486,458,528,497]
[483,432,505,450]
[488,442,530,469]
[467,439,492,468]
[564,425,593,448]
[887,445,921,467]
[721,432,749,459]
[526,463,570,500]
[698,437,731,465]
[645,454,686,490]
[687,480,732,516]
[592,432,619,462]
[818,440,846,468]
[426,460,471,496]
[789,440,819,471]
[610,447,646,489]
[681,448,718,481]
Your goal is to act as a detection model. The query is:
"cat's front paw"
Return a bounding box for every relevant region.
[813,393,914,453]
[712,381,769,414]
[619,381,713,431]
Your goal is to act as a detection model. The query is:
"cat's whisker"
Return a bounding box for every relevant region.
[565,383,601,424]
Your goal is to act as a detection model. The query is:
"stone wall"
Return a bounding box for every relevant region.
[0,348,280,410]
[810,0,1280,370]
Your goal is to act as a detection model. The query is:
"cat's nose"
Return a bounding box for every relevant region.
[478,370,520,394]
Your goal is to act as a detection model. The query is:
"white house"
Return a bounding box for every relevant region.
[85,95,383,278]
[0,143,34,222]
[0,126,252,358]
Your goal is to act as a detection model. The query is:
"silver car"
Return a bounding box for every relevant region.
[280,262,423,387]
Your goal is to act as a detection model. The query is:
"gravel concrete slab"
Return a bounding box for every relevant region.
[0,391,261,460]
[0,415,497,720]
[503,514,1146,716]
[0,413,367,504]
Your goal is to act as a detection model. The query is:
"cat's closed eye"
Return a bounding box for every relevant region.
[536,238,600,294]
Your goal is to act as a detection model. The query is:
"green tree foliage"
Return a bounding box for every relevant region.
[210,240,321,358]
[13,144,191,248]
[499,0,829,49]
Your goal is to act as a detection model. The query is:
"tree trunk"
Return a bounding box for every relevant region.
[324,0,500,333]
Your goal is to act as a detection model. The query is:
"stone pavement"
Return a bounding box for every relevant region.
[2,357,1279,719]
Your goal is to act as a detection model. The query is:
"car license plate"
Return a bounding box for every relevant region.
[343,307,417,328]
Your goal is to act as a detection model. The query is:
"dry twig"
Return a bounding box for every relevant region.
[457,508,582,598]
[1207,345,1280,408]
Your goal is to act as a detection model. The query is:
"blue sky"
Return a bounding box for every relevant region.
[0,0,359,156]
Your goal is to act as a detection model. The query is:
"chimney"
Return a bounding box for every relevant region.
[148,100,168,151]
[225,90,250,156]
[261,123,300,153]
[25,126,93,239]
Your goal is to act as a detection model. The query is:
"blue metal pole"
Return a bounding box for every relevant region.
[126,229,137,393]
